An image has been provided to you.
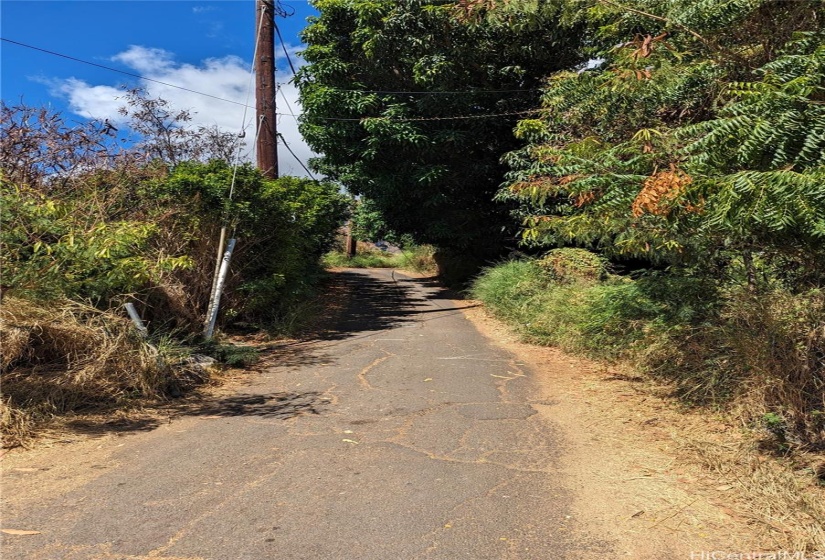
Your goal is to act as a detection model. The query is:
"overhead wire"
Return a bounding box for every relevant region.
[323,87,540,95]
[228,6,268,202]
[264,0,295,18]
[277,84,299,120]
[3,37,535,109]
[3,37,541,125]
[271,10,317,178]
[1,37,251,108]
[297,109,542,122]
[274,22,299,78]
[273,84,313,176]
[278,133,316,180]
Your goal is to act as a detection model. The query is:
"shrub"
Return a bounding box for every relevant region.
[0,183,189,304]
[400,245,437,273]
[473,258,825,448]
[0,101,349,443]
[536,248,608,284]
[2,159,349,332]
[323,244,436,273]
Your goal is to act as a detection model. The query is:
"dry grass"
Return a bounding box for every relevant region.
[0,297,207,448]
[637,290,825,551]
[680,437,825,551]
[727,290,825,449]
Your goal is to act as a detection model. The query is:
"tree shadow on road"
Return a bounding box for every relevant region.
[60,415,163,437]
[37,272,460,444]
[174,391,327,419]
[313,269,473,342]
[397,274,464,301]
[53,392,327,442]
[318,270,417,338]
[255,340,338,369]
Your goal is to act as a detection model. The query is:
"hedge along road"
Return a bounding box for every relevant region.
[2,268,612,560]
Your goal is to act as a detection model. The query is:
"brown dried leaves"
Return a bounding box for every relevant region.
[631,168,695,217]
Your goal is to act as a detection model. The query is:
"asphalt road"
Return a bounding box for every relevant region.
[2,268,609,560]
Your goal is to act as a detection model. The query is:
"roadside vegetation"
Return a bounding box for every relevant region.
[1,92,348,445]
[472,251,825,450]
[323,244,437,272]
[322,197,438,272]
[479,0,824,452]
[472,250,825,549]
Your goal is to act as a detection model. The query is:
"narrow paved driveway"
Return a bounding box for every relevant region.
[2,269,607,559]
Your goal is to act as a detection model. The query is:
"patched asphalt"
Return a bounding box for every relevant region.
[2,268,610,559]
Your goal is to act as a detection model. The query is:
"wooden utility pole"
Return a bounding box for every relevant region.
[256,0,278,178]
[345,220,357,259]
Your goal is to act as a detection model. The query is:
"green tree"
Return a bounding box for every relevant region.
[499,0,825,283]
[296,0,584,273]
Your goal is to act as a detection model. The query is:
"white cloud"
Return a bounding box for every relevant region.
[52,45,317,178]
[52,78,124,121]
[112,46,175,74]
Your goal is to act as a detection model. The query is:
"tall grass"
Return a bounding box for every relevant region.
[471,253,825,449]
[469,259,666,361]
[323,245,437,273]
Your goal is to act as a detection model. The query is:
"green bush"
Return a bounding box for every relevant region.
[143,162,349,327]
[470,260,589,353]
[536,248,608,284]
[400,245,437,273]
[323,244,436,273]
[472,258,825,448]
[1,184,190,303]
[2,159,349,332]
[323,250,408,269]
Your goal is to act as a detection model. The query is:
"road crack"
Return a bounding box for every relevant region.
[357,351,394,390]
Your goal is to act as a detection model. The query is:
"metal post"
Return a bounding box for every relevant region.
[205,225,228,326]
[204,238,237,340]
[125,302,148,338]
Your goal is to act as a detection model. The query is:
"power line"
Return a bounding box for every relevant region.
[268,37,536,96]
[322,87,540,95]
[301,109,541,122]
[1,37,251,108]
[274,22,299,78]
[277,132,316,180]
[3,38,538,105]
[3,35,289,116]
[271,14,301,136]
[2,37,539,123]
[278,85,299,119]
[263,0,295,18]
[228,8,268,201]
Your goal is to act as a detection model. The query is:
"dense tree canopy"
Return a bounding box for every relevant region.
[296,0,584,264]
[499,0,825,284]
[297,0,824,285]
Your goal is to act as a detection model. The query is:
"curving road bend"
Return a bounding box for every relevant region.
[2,268,610,560]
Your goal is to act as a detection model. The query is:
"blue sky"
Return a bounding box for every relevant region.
[1,0,319,176]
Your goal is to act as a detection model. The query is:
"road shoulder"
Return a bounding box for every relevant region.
[461,303,761,558]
